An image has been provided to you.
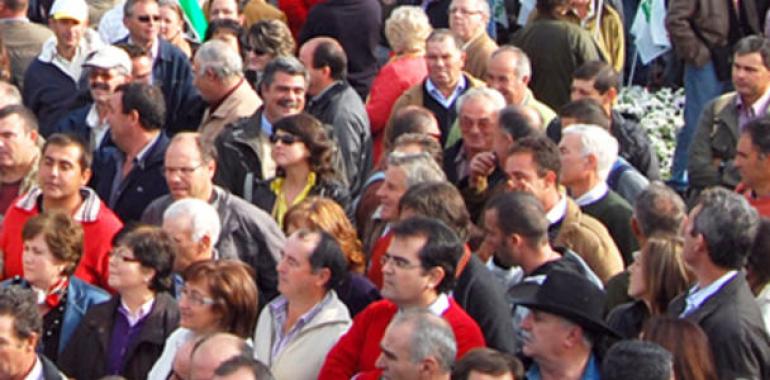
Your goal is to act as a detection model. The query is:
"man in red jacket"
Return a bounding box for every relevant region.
[0,133,123,291]
[318,216,485,380]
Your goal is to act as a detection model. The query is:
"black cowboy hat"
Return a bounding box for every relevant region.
[510,268,620,338]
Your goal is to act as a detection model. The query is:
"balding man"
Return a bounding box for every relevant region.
[194,40,262,149]
[190,333,252,380]
[448,0,496,79]
[298,37,372,197]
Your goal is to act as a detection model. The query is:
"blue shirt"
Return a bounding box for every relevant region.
[526,353,601,380]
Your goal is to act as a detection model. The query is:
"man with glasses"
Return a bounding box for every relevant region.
[120,0,204,135]
[319,217,485,380]
[448,0,496,80]
[142,132,285,306]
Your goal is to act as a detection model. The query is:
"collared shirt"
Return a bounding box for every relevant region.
[427,293,450,315]
[260,113,273,136]
[119,297,155,327]
[525,352,600,380]
[545,195,568,225]
[425,76,467,109]
[268,291,334,361]
[85,104,110,152]
[574,182,609,207]
[127,37,159,82]
[680,270,738,317]
[309,80,342,106]
[22,356,43,380]
[736,87,770,130]
[18,187,103,222]
[108,133,160,207]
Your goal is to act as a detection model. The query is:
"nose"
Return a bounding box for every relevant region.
[520,310,534,330]
[374,353,387,370]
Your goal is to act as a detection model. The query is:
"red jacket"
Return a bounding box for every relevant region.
[737,183,770,218]
[0,187,123,291]
[318,298,485,380]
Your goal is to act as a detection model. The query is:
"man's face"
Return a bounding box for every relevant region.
[468,371,514,380]
[261,72,306,122]
[0,315,37,380]
[376,165,409,221]
[375,322,422,380]
[105,91,134,152]
[124,0,161,46]
[459,97,498,154]
[557,133,589,188]
[0,114,38,170]
[49,18,87,51]
[733,52,770,103]
[735,133,770,190]
[163,139,215,200]
[192,57,217,104]
[88,67,129,103]
[520,309,573,362]
[208,0,240,22]
[570,78,608,109]
[381,234,434,307]
[132,56,153,84]
[298,43,326,96]
[38,144,90,202]
[212,368,257,380]
[504,152,550,205]
[425,38,465,91]
[163,216,207,273]
[486,52,528,105]
[277,232,326,299]
[484,208,518,268]
[680,206,702,266]
[448,0,487,42]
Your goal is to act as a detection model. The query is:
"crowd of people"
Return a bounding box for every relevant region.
[0,0,769,378]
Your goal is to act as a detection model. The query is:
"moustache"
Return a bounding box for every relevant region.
[277,99,300,109]
[91,82,111,91]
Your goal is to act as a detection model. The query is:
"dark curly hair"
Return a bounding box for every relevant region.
[272,112,340,183]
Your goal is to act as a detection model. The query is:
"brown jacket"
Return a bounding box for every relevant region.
[463,32,497,80]
[665,0,730,67]
[554,197,624,283]
[198,79,262,149]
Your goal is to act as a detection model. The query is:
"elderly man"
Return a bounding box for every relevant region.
[375,309,457,380]
[670,188,770,378]
[299,37,372,197]
[443,87,505,185]
[504,135,623,283]
[0,0,53,90]
[689,36,770,194]
[254,230,352,379]
[601,341,674,380]
[388,29,485,145]
[22,0,103,136]
[0,134,123,289]
[162,198,221,276]
[736,118,770,216]
[190,333,253,380]
[194,40,261,149]
[214,56,306,198]
[0,82,21,108]
[448,0,496,79]
[54,45,133,152]
[213,356,276,380]
[142,132,284,305]
[0,105,41,218]
[485,46,555,125]
[559,124,637,265]
[319,217,485,380]
[515,268,619,379]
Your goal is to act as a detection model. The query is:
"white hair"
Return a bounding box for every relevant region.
[449,0,490,18]
[163,198,222,245]
[562,124,619,181]
[194,40,244,80]
[492,45,532,79]
[456,86,506,114]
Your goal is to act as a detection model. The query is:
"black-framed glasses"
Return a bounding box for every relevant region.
[269,133,301,145]
[136,15,161,23]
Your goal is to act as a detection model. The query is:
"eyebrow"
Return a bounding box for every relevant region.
[380,345,397,360]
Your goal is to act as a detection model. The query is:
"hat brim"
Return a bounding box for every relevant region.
[516,299,620,338]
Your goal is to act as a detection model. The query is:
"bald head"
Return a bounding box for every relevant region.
[171,338,196,380]
[190,333,251,380]
[298,37,347,96]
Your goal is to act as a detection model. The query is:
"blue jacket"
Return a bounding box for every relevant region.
[92,133,170,223]
[22,58,80,137]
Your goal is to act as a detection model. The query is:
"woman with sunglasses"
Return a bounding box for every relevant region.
[2,212,109,364]
[147,260,259,380]
[243,19,295,88]
[59,225,179,380]
[159,0,193,57]
[249,112,350,228]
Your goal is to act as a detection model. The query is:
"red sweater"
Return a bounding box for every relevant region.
[0,188,123,291]
[737,183,770,217]
[318,298,486,380]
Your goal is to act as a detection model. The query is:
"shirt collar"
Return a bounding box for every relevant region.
[23,356,43,380]
[426,293,450,316]
[736,86,770,119]
[681,270,738,317]
[526,353,600,380]
[16,187,102,222]
[574,182,608,206]
[119,296,155,327]
[311,80,342,102]
[134,132,160,168]
[260,113,273,136]
[545,194,568,224]
[425,76,467,109]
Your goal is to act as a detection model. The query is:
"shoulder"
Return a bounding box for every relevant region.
[69,277,110,304]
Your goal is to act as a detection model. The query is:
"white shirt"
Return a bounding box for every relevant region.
[681,270,738,317]
[85,104,110,151]
[425,76,467,109]
[38,29,104,83]
[545,195,568,225]
[575,182,609,207]
[427,293,450,316]
[22,357,43,380]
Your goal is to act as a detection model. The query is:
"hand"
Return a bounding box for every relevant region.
[469,152,497,182]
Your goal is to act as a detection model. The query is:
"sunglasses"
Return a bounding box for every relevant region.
[136,15,161,23]
[269,133,301,145]
[247,45,269,56]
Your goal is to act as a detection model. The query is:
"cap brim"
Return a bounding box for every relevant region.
[51,13,85,22]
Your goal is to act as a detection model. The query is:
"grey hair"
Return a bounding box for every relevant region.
[387,151,446,187]
[633,183,685,237]
[693,187,759,269]
[0,81,22,107]
[456,86,506,114]
[163,198,222,245]
[562,124,619,181]
[391,309,457,372]
[261,55,309,88]
[491,45,532,79]
[449,0,490,17]
[195,40,244,79]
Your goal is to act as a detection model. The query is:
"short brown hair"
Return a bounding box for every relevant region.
[22,212,84,276]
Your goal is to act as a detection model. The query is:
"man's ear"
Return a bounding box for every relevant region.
[605,87,618,107]
[426,266,446,291]
[543,170,558,188]
[314,267,332,288]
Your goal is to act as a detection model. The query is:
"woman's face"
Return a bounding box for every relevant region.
[159,5,183,40]
[22,234,65,289]
[270,130,310,169]
[178,279,221,334]
[244,37,275,72]
[627,250,648,300]
[108,245,154,293]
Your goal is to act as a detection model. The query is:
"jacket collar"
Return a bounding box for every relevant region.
[678,271,746,323]
[15,187,103,222]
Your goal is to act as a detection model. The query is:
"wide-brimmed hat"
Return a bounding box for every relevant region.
[511,268,620,338]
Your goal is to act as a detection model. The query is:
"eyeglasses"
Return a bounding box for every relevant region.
[136,15,161,23]
[380,253,421,270]
[449,7,483,15]
[110,247,141,263]
[179,286,218,306]
[269,133,301,145]
[163,163,205,176]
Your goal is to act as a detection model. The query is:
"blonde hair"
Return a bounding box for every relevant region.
[385,6,432,54]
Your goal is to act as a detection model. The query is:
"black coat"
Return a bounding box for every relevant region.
[668,272,770,379]
[58,293,180,380]
[249,176,351,216]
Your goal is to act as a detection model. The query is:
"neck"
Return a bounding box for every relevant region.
[33,274,65,292]
[538,350,591,380]
[0,153,36,184]
[311,79,335,97]
[287,291,325,319]
[95,101,111,119]
[12,355,37,380]
[196,184,214,202]
[568,177,597,199]
[751,179,770,197]
[573,3,590,18]
[741,88,768,108]
[541,188,561,212]
[134,36,154,51]
[436,78,460,98]
[284,163,311,186]
[402,292,440,310]
[695,264,732,289]
[121,287,155,312]
[124,130,156,160]
[42,192,83,215]
[56,44,77,61]
[522,245,562,274]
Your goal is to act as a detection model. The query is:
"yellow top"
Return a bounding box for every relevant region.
[270,171,317,228]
